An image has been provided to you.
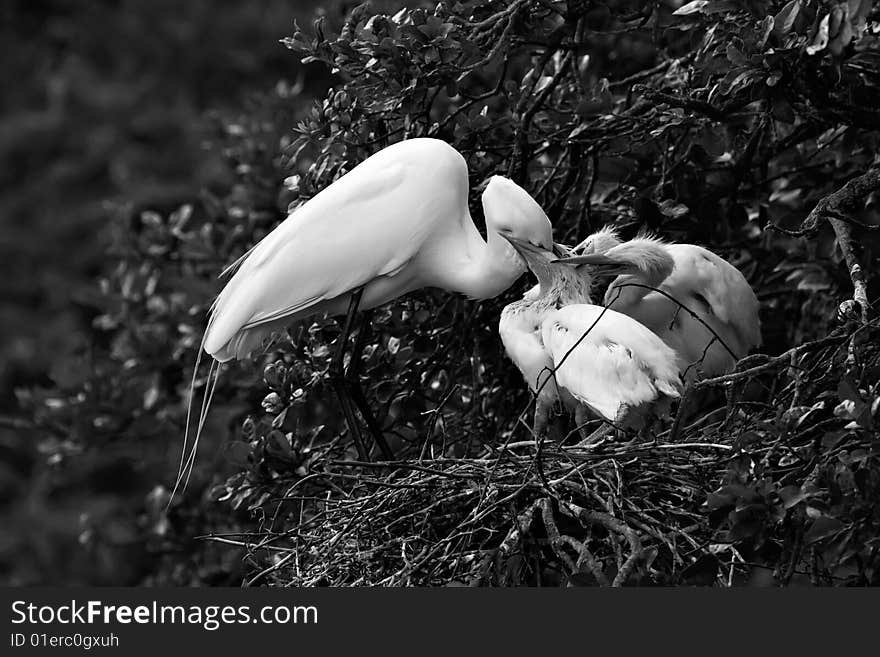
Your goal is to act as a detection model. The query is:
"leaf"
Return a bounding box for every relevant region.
[726,43,748,66]
[837,378,864,404]
[804,516,845,544]
[658,200,690,218]
[375,380,397,404]
[778,485,806,509]
[834,399,859,420]
[774,0,802,37]
[756,15,775,49]
[784,267,831,292]
[399,25,429,45]
[830,4,854,55]
[806,14,831,55]
[261,392,284,414]
[224,441,253,467]
[673,0,710,16]
[265,430,295,461]
[706,483,752,510]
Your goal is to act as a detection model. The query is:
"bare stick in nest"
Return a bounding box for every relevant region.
[478,498,543,585]
[539,498,577,574]
[560,502,644,587]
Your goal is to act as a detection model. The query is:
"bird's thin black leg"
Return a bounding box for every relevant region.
[345,308,394,460]
[330,375,369,461]
[330,288,369,461]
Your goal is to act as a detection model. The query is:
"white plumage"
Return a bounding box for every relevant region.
[562,233,762,378]
[205,138,554,362]
[542,304,683,422]
[498,237,682,436]
[498,247,591,433]
[174,138,556,490]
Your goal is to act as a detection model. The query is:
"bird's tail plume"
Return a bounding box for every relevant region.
[167,330,223,509]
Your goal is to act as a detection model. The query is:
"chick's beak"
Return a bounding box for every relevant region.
[551,253,630,276]
[551,242,572,258]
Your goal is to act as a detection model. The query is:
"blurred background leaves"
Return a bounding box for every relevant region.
[2,0,879,586]
[0,0,338,584]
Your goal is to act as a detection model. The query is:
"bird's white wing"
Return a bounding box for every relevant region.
[540,304,681,421]
[605,244,761,375]
[204,140,467,358]
[498,305,555,394]
[665,245,761,351]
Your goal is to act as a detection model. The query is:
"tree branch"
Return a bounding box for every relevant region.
[779,167,880,320]
[796,167,880,236]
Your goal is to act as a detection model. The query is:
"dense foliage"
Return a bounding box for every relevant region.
[11,0,880,585]
[1,0,330,584]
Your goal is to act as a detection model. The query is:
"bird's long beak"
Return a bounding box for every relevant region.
[552,253,630,276]
[501,234,553,266]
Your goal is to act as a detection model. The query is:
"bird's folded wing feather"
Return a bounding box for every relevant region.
[498,310,554,394]
[541,305,681,420]
[204,159,433,355]
[665,245,762,350]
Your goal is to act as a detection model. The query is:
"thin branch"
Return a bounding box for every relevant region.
[692,324,874,390]
[771,167,879,320]
[560,502,644,587]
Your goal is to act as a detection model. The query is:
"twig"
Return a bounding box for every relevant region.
[769,167,879,320]
[830,215,871,322]
[559,535,610,586]
[795,167,880,236]
[560,502,644,587]
[693,324,873,389]
[634,85,732,121]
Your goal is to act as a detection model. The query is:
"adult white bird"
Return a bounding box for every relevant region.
[184,138,555,476]
[499,237,682,440]
[559,234,761,379]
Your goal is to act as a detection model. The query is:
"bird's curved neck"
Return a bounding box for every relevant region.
[608,262,669,307]
[514,268,592,318]
[538,272,592,310]
[608,273,649,306]
[447,227,526,300]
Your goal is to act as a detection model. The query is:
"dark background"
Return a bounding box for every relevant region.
[0,0,337,585]
[2,0,878,586]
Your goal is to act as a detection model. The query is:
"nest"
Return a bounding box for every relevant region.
[249,439,728,586]
[200,316,879,587]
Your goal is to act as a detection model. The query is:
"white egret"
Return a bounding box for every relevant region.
[499,237,682,440]
[559,234,761,378]
[183,138,555,479]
